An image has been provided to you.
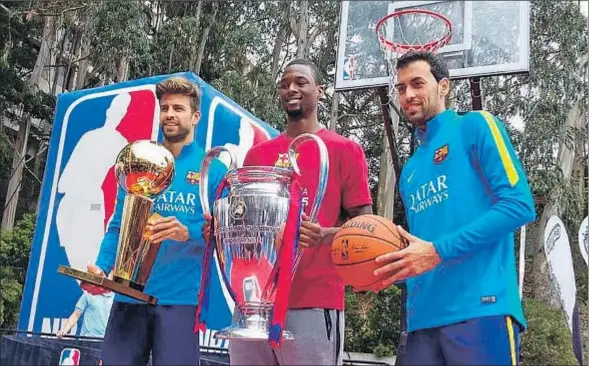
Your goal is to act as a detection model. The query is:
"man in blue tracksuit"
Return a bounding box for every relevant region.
[373,51,536,365]
[85,76,227,365]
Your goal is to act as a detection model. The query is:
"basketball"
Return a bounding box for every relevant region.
[331,214,404,289]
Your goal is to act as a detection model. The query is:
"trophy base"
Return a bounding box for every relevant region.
[57,265,157,305]
[214,325,294,341]
[214,314,294,341]
[113,275,145,292]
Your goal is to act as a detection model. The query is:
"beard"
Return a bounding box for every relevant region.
[285,107,304,120]
[162,124,191,142]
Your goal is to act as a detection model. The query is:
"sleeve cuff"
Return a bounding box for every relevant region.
[94,261,111,276]
[432,236,449,262]
[344,199,373,211]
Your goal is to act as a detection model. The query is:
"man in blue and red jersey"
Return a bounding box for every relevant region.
[84,76,227,365]
[373,51,536,365]
[204,58,373,365]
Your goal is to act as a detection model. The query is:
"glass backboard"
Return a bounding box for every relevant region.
[335,1,530,91]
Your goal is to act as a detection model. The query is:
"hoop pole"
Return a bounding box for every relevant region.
[377,86,408,366]
[377,87,403,181]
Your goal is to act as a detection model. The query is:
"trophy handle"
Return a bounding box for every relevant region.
[199,146,238,215]
[287,133,329,222]
[288,133,329,276]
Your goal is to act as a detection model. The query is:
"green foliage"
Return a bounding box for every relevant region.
[521,298,579,365]
[0,61,55,130]
[0,138,12,181]
[0,266,23,329]
[211,70,285,130]
[373,343,394,358]
[344,286,402,356]
[0,3,55,125]
[89,0,151,80]
[0,213,36,328]
[335,89,386,200]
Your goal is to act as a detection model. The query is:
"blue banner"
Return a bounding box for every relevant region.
[17,72,279,349]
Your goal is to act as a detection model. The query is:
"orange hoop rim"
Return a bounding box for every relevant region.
[375,9,453,53]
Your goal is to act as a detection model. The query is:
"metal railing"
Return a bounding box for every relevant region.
[1,328,395,366]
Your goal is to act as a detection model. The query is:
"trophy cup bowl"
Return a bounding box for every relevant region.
[214,166,294,340]
[199,133,329,341]
[58,140,175,305]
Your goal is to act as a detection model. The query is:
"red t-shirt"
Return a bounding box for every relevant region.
[243,128,372,310]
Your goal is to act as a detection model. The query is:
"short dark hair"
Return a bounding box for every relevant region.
[284,58,323,85]
[155,76,201,112]
[396,51,449,82]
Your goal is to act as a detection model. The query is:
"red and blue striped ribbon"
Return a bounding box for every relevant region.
[268,178,302,348]
[194,178,228,333]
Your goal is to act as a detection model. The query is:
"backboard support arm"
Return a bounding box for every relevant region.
[469,77,483,110]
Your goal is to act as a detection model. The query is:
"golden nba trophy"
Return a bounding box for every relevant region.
[58,140,175,305]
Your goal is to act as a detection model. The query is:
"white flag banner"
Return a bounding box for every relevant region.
[544,215,577,331]
[544,215,584,366]
[579,216,588,265]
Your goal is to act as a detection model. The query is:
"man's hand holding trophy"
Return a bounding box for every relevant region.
[145,213,189,244]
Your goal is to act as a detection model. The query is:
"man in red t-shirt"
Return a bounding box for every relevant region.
[205,58,373,365]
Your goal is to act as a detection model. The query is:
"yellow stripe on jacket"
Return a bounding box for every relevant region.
[479,111,519,187]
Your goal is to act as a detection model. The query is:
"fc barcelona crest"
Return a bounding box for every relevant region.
[274,152,299,168]
[186,171,200,184]
[433,144,449,164]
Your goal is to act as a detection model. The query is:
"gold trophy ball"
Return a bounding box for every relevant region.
[114,140,175,197]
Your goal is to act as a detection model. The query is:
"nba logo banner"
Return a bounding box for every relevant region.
[18,72,278,348]
[59,348,80,365]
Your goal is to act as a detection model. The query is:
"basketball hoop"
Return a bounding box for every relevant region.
[375,9,452,100]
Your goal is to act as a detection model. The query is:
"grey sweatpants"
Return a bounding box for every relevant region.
[228,308,345,365]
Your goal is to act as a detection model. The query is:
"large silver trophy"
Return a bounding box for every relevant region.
[199,133,329,341]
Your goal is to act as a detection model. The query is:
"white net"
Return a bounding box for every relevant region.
[376,9,452,102]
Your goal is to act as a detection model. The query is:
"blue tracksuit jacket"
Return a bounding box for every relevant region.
[399,109,536,332]
[96,140,227,305]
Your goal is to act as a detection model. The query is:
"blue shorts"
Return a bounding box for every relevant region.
[100,302,200,365]
[403,315,520,365]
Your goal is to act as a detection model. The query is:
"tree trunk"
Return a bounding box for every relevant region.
[271,14,288,80]
[34,142,48,214]
[1,113,31,230]
[75,17,91,90]
[168,43,174,73]
[1,15,56,230]
[329,92,339,131]
[195,2,218,75]
[75,42,89,89]
[531,92,586,305]
[296,1,308,58]
[116,55,129,82]
[194,0,202,26]
[530,207,562,307]
[52,25,67,95]
[31,16,56,84]
[66,29,82,91]
[188,0,203,72]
